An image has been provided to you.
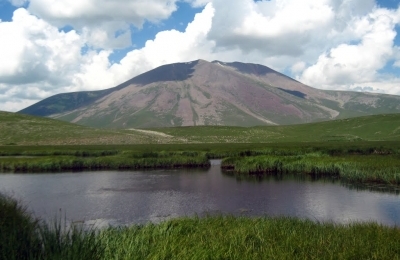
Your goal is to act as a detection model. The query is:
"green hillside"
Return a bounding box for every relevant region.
[152,113,400,143]
[0,111,165,145]
[2,111,400,145]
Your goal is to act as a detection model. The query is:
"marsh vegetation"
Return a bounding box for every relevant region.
[1,142,400,191]
[2,113,400,258]
[1,194,399,260]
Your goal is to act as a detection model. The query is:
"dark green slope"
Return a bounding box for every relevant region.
[18,90,111,117]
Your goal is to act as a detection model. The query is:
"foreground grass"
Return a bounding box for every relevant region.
[0,194,102,260]
[99,216,400,260]
[1,194,400,260]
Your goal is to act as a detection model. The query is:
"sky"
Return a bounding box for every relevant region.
[1,0,400,112]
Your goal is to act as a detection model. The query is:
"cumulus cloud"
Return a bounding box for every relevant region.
[0,8,82,86]
[209,0,359,57]
[25,0,182,49]
[28,0,178,28]
[2,0,400,112]
[0,8,125,111]
[108,3,216,74]
[299,7,398,90]
[24,0,216,49]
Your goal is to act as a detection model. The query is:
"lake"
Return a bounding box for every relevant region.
[0,161,399,227]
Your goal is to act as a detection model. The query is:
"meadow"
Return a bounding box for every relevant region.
[2,112,400,145]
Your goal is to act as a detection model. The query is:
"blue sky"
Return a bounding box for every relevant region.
[0,0,400,111]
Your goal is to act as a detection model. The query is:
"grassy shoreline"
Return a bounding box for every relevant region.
[1,142,400,190]
[1,194,400,260]
[221,154,400,186]
[0,155,210,172]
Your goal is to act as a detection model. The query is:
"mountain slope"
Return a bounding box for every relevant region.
[4,111,400,145]
[19,60,400,128]
[153,113,400,143]
[0,111,167,145]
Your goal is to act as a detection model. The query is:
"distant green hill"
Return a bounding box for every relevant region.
[0,111,165,145]
[152,114,400,143]
[1,112,400,145]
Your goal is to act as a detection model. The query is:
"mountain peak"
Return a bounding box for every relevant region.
[19,60,400,128]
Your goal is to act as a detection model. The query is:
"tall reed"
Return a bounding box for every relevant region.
[0,194,103,260]
[98,215,400,259]
[2,194,400,259]
[222,154,400,186]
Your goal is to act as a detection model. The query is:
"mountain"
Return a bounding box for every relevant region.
[19,59,400,128]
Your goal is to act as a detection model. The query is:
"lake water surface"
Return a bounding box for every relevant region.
[0,162,399,227]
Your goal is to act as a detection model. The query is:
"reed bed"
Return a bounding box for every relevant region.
[2,194,400,260]
[0,194,103,260]
[1,141,399,157]
[222,154,400,186]
[1,143,400,187]
[0,194,41,259]
[0,155,210,172]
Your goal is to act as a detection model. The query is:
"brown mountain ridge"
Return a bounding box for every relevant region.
[19,59,400,128]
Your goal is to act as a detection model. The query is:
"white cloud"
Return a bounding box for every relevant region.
[299,8,398,91]
[291,62,307,74]
[25,0,181,49]
[208,0,335,56]
[2,0,400,112]
[28,0,178,28]
[185,0,210,7]
[0,8,126,111]
[93,3,217,83]
[0,8,82,85]
[81,22,131,49]
[7,0,28,7]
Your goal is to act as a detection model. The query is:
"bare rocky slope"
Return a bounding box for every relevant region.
[19,60,400,128]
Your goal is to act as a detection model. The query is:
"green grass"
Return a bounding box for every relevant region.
[153,113,400,143]
[2,195,400,260]
[3,111,400,145]
[0,152,210,172]
[2,110,400,188]
[0,194,103,260]
[0,111,169,145]
[2,142,400,189]
[222,153,400,187]
[0,194,41,259]
[98,216,400,260]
